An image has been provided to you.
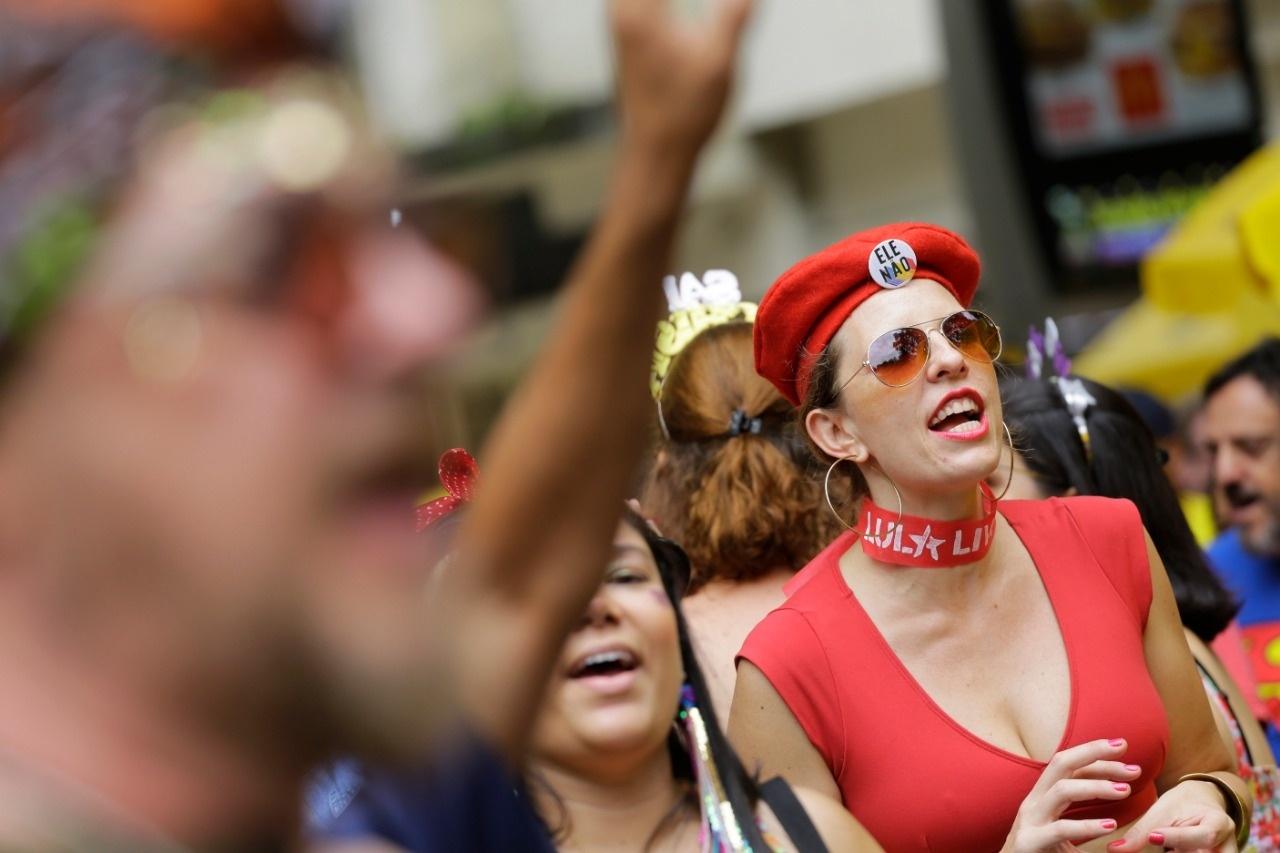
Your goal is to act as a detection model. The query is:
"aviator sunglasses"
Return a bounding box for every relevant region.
[838,310,1002,390]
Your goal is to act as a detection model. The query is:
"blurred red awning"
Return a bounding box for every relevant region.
[0,0,303,61]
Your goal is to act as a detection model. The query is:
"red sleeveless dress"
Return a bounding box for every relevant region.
[737,496,1169,853]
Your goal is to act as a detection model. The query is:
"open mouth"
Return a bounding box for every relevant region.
[1224,486,1261,513]
[928,390,986,436]
[328,439,444,572]
[353,444,439,503]
[568,648,640,679]
[337,432,442,525]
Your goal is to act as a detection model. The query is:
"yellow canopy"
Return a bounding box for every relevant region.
[1073,287,1280,401]
[1074,144,1280,401]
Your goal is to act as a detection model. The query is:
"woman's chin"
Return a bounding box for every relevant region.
[896,454,1002,501]
[932,439,1003,482]
[568,713,671,757]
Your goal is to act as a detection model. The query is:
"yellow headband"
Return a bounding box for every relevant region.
[650,270,756,401]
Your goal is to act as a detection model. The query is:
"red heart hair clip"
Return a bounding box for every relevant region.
[415,448,479,532]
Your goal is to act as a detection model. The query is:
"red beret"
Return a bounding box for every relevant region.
[754,222,981,406]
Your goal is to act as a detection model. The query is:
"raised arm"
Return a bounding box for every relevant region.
[449,0,754,762]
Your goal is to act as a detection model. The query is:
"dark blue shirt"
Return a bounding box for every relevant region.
[306,738,554,853]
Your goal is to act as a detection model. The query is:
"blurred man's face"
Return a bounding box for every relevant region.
[0,219,476,760]
[1202,375,1280,556]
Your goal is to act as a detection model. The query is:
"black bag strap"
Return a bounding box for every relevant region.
[759,776,829,853]
[1196,661,1256,767]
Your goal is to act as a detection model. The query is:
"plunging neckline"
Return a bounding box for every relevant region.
[832,504,1079,768]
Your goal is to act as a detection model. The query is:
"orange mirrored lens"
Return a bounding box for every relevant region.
[943,311,1001,362]
[867,327,929,386]
[865,311,1001,387]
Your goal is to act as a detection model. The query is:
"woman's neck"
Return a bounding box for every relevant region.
[690,566,794,600]
[532,748,693,852]
[866,476,984,522]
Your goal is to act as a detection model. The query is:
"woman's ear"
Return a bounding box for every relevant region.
[805,406,866,462]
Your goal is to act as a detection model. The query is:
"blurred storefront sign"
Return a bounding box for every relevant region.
[984,0,1265,294]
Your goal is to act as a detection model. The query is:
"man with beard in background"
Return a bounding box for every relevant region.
[0,0,752,848]
[1203,338,1280,755]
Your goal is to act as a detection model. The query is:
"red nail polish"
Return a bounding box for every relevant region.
[1108,738,1124,747]
[1112,782,1129,792]
[1107,842,1125,850]
[1101,819,1117,830]
[1124,764,1140,772]
[1149,832,1165,845]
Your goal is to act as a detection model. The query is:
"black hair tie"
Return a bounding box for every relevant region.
[728,409,763,437]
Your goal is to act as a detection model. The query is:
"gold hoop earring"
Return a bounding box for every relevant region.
[993,421,1016,501]
[824,456,903,538]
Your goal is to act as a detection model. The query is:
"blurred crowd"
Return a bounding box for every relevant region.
[3,1,1280,852]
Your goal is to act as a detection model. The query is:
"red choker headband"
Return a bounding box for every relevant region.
[852,482,999,568]
[823,432,1014,568]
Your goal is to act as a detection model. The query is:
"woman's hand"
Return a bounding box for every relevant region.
[1105,778,1238,852]
[610,0,753,154]
[1002,738,1141,853]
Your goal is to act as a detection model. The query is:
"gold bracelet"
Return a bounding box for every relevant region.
[1177,772,1251,849]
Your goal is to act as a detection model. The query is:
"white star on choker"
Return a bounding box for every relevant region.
[909,525,944,561]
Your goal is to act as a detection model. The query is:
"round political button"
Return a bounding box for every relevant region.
[868,238,917,289]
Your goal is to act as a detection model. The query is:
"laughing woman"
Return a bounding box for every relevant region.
[524,507,879,852]
[313,505,882,852]
[727,224,1251,852]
